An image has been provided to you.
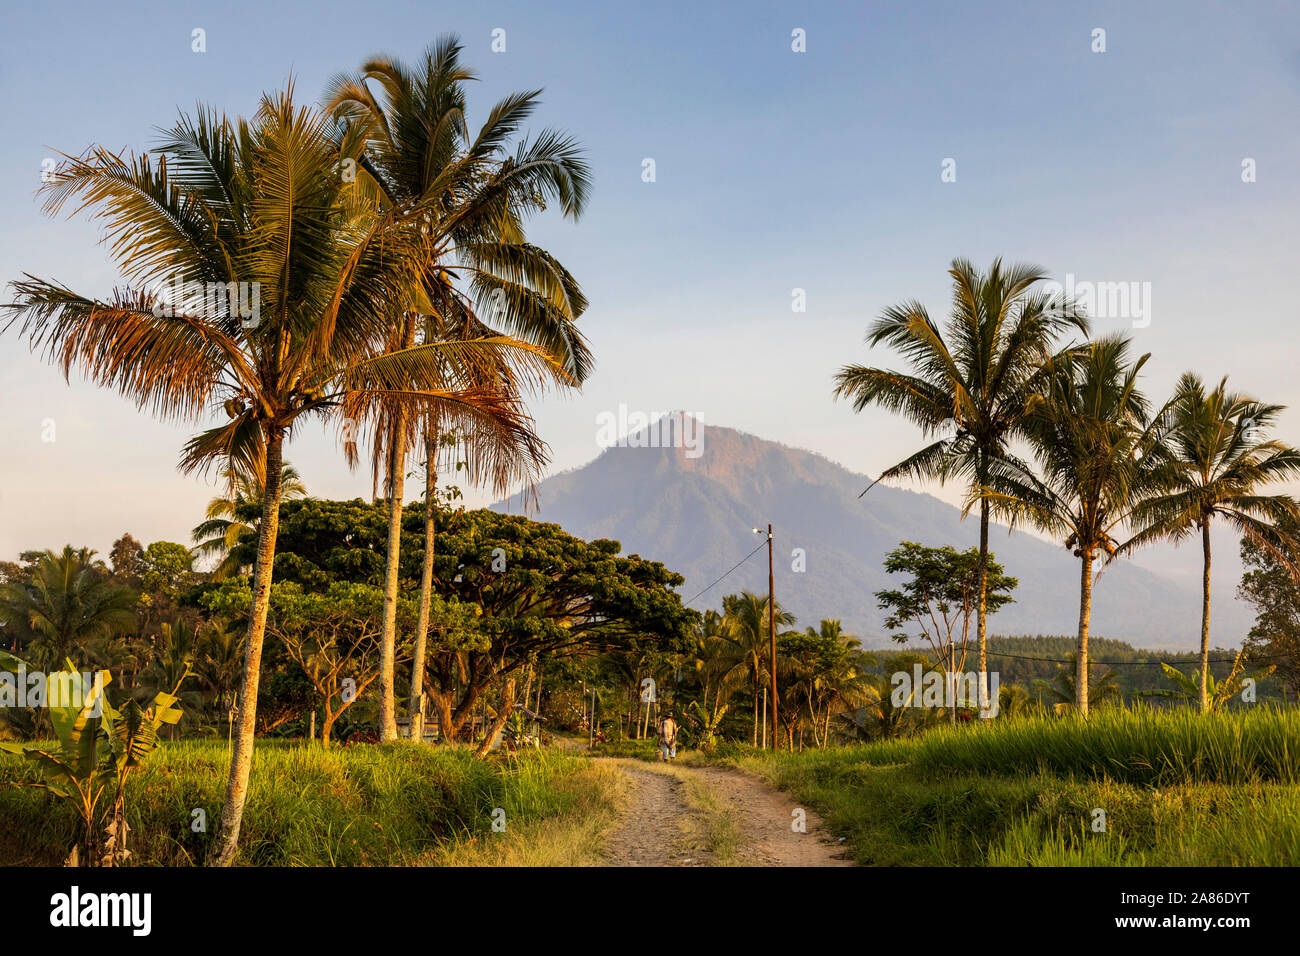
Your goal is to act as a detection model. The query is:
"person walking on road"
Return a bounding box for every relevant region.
[656,707,678,762]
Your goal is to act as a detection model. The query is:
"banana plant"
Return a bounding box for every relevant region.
[1140,649,1268,712]
[0,655,187,866]
[684,700,728,753]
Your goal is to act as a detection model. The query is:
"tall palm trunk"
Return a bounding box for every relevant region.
[1076,549,1094,717]
[210,427,286,866]
[378,418,408,742]
[378,321,417,742]
[408,444,437,733]
[976,489,990,717]
[1199,518,1212,714]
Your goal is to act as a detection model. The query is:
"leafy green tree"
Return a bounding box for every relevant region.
[874,542,1017,721]
[1125,374,1300,711]
[226,498,697,743]
[847,651,943,740]
[138,620,204,736]
[204,580,452,744]
[834,258,1086,716]
[108,535,146,589]
[779,621,875,746]
[1238,514,1300,699]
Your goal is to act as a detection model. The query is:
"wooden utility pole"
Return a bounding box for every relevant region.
[767,523,778,751]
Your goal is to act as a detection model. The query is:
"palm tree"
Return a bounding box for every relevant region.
[689,609,746,724]
[192,463,308,578]
[0,546,137,669]
[833,258,1087,715]
[324,38,592,740]
[1036,652,1121,709]
[721,591,795,745]
[3,88,557,865]
[1124,374,1300,712]
[983,336,1168,715]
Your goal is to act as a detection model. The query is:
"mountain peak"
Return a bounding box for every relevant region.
[496,421,1250,649]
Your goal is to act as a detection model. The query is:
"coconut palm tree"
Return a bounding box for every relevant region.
[1123,374,1300,712]
[192,463,308,578]
[721,591,796,745]
[689,609,746,724]
[0,546,137,669]
[2,87,559,865]
[324,38,591,740]
[833,258,1087,714]
[1036,652,1122,709]
[982,336,1170,715]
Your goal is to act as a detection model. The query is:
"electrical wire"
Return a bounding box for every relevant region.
[683,540,768,606]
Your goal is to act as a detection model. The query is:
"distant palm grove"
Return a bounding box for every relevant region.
[3,39,1300,869]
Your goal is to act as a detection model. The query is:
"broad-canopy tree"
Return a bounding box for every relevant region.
[226,498,697,742]
[1238,513,1300,699]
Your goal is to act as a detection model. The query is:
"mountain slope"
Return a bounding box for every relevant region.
[493,421,1254,650]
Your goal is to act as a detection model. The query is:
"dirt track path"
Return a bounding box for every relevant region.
[599,759,851,867]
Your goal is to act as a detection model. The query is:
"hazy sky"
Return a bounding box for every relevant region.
[3,0,1299,577]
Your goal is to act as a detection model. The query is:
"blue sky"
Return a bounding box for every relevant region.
[2,0,1298,588]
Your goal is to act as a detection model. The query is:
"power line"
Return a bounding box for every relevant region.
[913,648,1291,667]
[684,540,768,606]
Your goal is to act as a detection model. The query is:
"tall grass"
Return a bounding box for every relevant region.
[908,706,1300,785]
[0,741,612,866]
[720,706,1300,866]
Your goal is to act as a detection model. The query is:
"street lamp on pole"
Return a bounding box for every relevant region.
[753,524,777,750]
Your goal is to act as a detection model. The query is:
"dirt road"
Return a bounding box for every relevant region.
[599,758,851,867]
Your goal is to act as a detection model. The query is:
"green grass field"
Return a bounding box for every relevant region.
[0,741,619,866]
[714,707,1300,866]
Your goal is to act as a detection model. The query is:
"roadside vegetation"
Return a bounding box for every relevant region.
[716,707,1300,866]
[0,743,617,866]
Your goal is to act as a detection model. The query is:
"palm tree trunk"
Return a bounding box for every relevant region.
[1076,549,1094,717]
[378,414,408,742]
[977,497,990,717]
[1199,518,1212,714]
[210,426,286,866]
[408,446,436,732]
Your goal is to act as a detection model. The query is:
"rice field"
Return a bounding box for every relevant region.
[718,707,1300,866]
